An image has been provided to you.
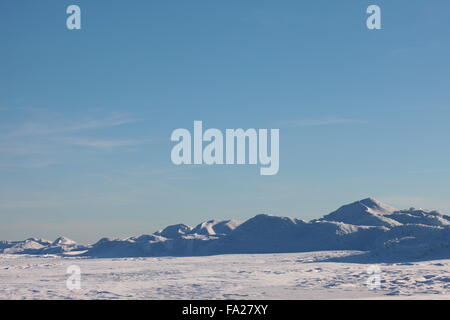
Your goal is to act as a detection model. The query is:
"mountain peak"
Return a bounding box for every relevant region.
[155,224,192,239]
[346,198,396,215]
[360,197,379,205]
[320,198,399,227]
[52,236,76,246]
[359,198,395,212]
[190,219,241,236]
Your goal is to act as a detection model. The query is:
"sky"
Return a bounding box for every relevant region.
[1,0,450,243]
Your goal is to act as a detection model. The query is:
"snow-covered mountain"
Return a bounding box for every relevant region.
[0,236,86,255]
[385,208,450,227]
[206,215,387,254]
[189,219,241,236]
[3,198,450,260]
[319,198,400,227]
[154,224,192,238]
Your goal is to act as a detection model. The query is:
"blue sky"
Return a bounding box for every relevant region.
[1,0,450,243]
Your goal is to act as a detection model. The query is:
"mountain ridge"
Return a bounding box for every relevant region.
[2,198,450,261]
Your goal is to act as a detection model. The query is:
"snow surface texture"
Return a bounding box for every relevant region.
[3,198,450,300]
[2,251,450,299]
[3,198,450,261]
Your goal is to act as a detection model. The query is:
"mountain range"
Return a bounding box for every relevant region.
[3,198,450,261]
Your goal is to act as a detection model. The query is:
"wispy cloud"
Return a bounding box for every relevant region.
[0,199,55,209]
[0,160,56,169]
[61,137,141,149]
[7,112,138,138]
[282,118,367,128]
[0,111,148,169]
[0,142,48,156]
[379,196,450,213]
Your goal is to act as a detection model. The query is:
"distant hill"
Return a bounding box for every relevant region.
[3,198,450,261]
